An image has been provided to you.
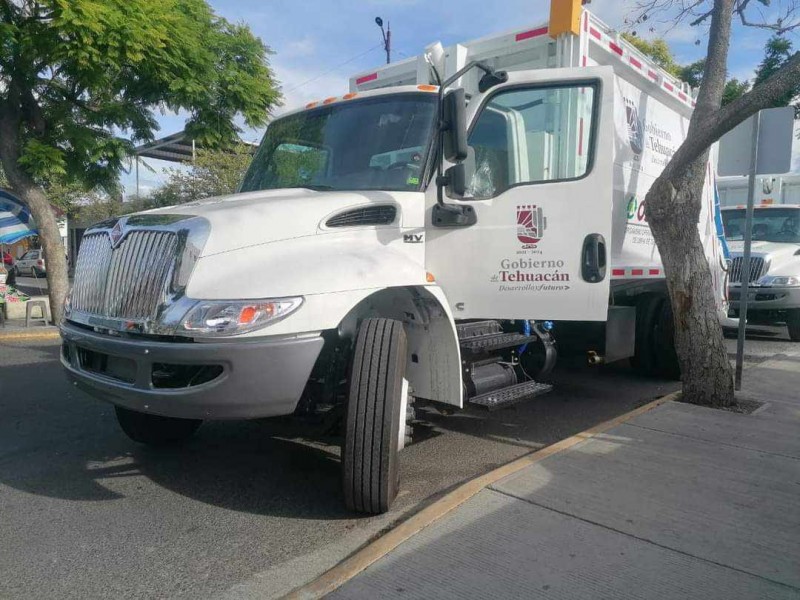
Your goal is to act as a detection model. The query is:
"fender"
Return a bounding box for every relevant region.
[336,286,463,408]
[186,234,463,406]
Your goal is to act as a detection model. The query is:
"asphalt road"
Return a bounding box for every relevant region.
[0,329,793,599]
[10,275,50,297]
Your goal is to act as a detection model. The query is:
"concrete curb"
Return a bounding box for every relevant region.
[284,391,679,600]
[0,328,60,342]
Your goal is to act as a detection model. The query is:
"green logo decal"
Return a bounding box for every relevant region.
[626,196,638,219]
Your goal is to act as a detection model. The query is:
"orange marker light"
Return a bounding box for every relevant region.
[343,93,358,100]
[239,306,257,324]
[426,272,436,283]
[305,101,318,109]
[417,84,438,92]
[322,97,337,104]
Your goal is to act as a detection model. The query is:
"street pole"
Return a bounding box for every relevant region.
[375,17,390,64]
[385,22,391,64]
[734,111,761,391]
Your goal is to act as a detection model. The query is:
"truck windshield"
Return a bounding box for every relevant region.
[722,208,800,244]
[240,93,438,194]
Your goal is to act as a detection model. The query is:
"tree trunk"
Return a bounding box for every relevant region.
[0,115,69,325]
[645,0,736,407]
[646,157,734,406]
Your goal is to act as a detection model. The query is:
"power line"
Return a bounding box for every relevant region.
[283,43,383,94]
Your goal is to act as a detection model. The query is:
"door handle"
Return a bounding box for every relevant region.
[581,234,607,283]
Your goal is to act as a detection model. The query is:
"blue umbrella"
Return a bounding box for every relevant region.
[0,189,37,244]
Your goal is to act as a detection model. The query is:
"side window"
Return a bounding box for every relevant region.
[466,84,596,199]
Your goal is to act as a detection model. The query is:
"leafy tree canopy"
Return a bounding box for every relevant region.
[147,144,254,207]
[753,36,800,113]
[621,32,752,105]
[0,0,280,191]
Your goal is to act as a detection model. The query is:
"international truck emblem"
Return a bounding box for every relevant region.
[517,204,546,247]
[109,220,125,248]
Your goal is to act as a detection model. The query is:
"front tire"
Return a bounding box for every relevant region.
[115,406,202,446]
[342,318,407,514]
[788,309,800,342]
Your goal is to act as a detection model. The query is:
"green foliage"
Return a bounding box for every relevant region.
[754,36,800,111]
[270,144,329,189]
[0,0,280,192]
[678,59,705,88]
[74,196,126,225]
[721,79,750,106]
[622,34,751,106]
[147,144,254,207]
[622,34,683,77]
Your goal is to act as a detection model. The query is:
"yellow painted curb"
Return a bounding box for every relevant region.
[0,329,60,342]
[285,391,680,600]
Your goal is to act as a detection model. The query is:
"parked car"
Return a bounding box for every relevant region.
[2,250,13,267]
[14,249,46,277]
[722,205,800,341]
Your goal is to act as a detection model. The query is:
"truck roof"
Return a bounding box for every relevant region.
[348,8,696,114]
[276,84,439,119]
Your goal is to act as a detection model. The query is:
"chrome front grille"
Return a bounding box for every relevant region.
[729,256,767,284]
[72,230,178,321]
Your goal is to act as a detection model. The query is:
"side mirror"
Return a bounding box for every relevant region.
[445,163,467,198]
[442,88,468,163]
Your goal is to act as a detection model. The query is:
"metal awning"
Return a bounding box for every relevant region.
[134,131,197,163]
[133,131,259,164]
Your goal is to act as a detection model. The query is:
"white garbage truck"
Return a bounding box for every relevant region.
[61,1,729,513]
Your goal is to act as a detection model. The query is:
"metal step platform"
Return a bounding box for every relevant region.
[456,320,503,339]
[468,380,553,411]
[459,332,538,354]
[457,320,537,355]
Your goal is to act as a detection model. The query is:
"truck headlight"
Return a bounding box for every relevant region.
[177,297,303,337]
[756,275,800,287]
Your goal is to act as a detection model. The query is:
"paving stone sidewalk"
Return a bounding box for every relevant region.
[332,354,800,599]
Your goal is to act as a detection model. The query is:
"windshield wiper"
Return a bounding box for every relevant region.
[300,184,334,191]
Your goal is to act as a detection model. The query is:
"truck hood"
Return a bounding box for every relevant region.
[728,240,800,276]
[141,188,415,257]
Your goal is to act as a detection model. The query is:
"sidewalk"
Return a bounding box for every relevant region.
[328,355,800,599]
[0,319,59,341]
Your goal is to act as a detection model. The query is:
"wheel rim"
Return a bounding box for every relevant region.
[398,378,410,451]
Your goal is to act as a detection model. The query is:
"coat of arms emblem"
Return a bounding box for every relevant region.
[517,205,546,246]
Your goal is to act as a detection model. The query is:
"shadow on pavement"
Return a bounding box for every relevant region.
[0,341,675,521]
[0,344,359,520]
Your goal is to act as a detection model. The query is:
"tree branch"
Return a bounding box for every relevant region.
[627,0,800,34]
[665,51,800,180]
[691,0,734,123]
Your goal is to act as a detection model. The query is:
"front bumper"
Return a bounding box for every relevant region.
[60,321,324,420]
[728,286,800,312]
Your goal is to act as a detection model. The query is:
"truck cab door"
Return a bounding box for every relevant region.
[426,67,614,321]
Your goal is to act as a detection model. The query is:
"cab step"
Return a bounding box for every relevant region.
[457,320,537,355]
[468,380,553,411]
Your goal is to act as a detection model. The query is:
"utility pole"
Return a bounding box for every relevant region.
[375,17,391,64]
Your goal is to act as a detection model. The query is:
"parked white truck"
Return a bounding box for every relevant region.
[61,1,729,513]
[721,204,800,340]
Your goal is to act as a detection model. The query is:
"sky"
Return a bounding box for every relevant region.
[123,0,800,196]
